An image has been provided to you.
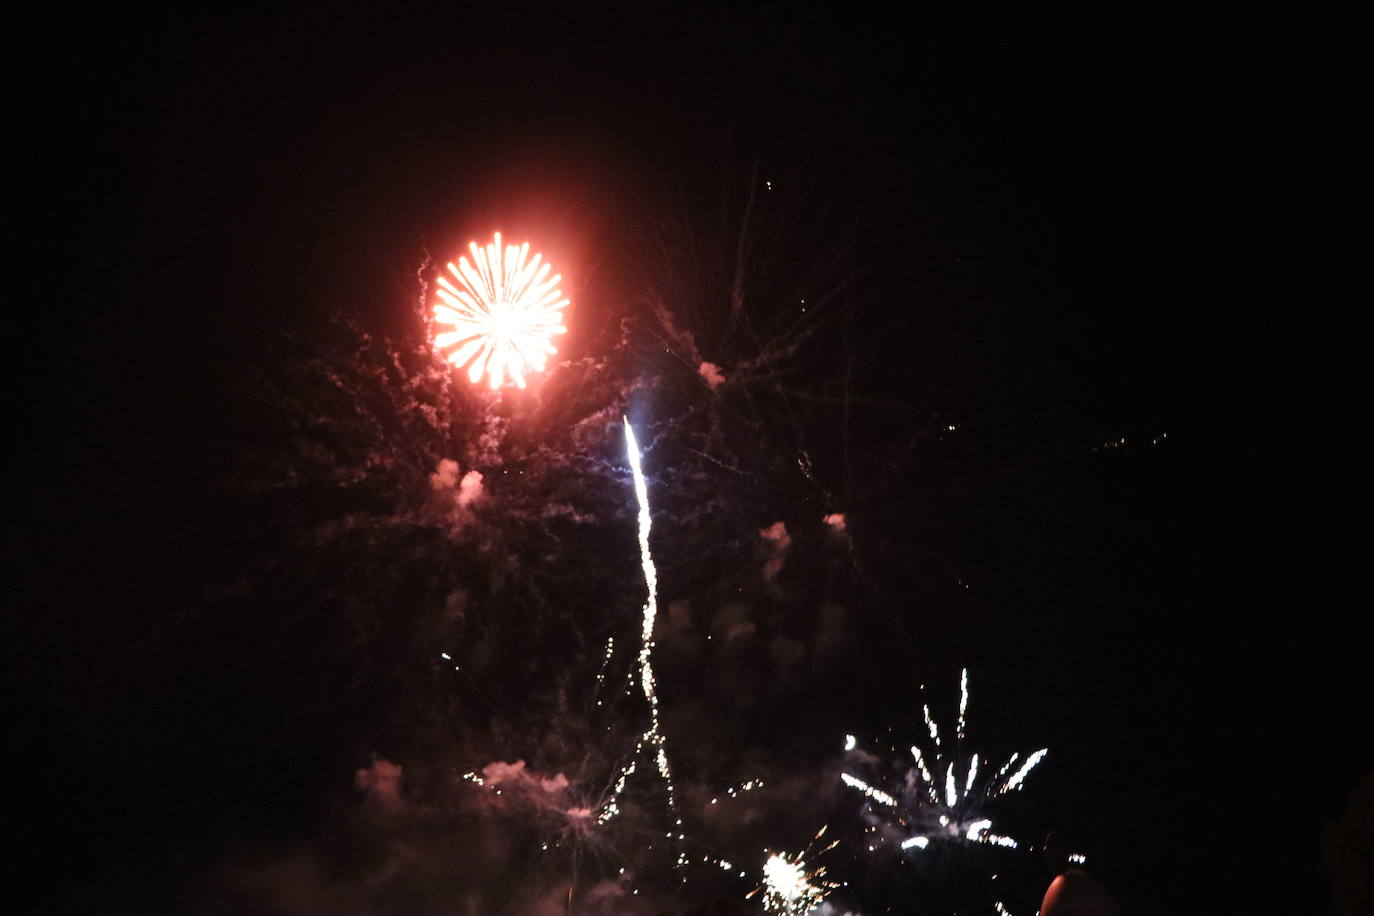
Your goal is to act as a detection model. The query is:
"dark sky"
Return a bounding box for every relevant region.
[12,7,1370,915]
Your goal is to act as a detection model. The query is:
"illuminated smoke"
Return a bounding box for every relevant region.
[427,458,486,513]
[353,757,403,809]
[697,361,726,390]
[428,458,461,490]
[432,232,568,388]
[759,521,792,582]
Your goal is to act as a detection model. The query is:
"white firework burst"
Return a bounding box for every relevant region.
[841,669,1047,854]
[748,826,840,915]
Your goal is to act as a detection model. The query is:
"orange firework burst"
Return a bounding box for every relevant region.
[433,233,569,388]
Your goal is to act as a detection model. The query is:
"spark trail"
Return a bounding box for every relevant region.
[599,419,677,824]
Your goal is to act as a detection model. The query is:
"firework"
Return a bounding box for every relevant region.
[841,669,1047,854]
[599,419,677,823]
[458,754,638,885]
[432,232,569,388]
[748,826,841,916]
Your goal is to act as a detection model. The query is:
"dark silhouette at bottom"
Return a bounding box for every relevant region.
[1039,830,1123,916]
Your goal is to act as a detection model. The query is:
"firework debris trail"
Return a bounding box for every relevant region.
[599,419,680,834]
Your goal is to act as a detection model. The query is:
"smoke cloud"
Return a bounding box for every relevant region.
[759,521,791,582]
[354,757,404,810]
[698,361,726,390]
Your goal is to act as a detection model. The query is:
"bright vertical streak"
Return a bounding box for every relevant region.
[600,419,676,823]
[957,667,969,742]
[624,420,658,644]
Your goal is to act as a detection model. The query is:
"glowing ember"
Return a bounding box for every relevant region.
[432,232,568,388]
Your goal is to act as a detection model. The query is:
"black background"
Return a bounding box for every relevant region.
[11,6,1369,914]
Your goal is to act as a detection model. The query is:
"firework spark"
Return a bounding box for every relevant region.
[841,669,1047,854]
[432,232,569,388]
[748,826,840,915]
[599,419,677,823]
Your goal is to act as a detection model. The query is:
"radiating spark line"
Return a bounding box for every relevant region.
[964,819,1018,848]
[999,748,1048,794]
[911,745,936,797]
[841,773,897,807]
[432,232,569,388]
[923,701,941,749]
[599,420,676,824]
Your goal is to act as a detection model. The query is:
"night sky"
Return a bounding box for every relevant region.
[12,8,1370,915]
